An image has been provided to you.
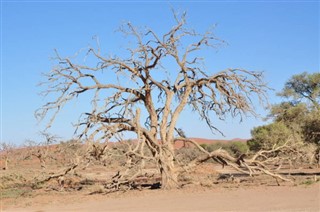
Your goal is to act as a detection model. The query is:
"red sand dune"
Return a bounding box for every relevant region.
[107,137,248,149]
[174,137,248,149]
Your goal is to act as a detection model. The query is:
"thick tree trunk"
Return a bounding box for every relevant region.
[159,157,178,189]
[158,144,178,189]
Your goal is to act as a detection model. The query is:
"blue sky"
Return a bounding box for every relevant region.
[1,1,319,145]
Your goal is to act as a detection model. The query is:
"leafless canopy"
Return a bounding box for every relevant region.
[36,12,270,189]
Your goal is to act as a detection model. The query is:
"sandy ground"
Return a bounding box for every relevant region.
[2,184,319,212]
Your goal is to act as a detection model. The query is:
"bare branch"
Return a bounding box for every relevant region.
[37,10,272,189]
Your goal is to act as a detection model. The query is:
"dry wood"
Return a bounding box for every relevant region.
[36,11,283,189]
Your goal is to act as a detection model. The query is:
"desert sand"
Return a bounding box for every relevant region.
[2,183,319,212]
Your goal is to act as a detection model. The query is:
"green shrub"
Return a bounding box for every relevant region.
[303,111,320,145]
[1,188,31,198]
[247,122,292,151]
[229,141,249,156]
[200,142,227,152]
[201,141,249,157]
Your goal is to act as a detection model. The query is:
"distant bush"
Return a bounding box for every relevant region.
[200,143,227,152]
[229,141,249,156]
[247,122,292,151]
[302,111,320,145]
[200,141,249,157]
[175,147,202,163]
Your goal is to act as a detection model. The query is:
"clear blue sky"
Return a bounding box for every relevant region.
[1,1,319,145]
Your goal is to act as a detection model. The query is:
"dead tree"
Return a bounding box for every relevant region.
[0,142,15,170]
[36,12,273,189]
[23,132,59,170]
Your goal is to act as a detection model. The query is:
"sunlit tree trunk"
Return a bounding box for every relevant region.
[4,156,9,170]
[159,143,178,189]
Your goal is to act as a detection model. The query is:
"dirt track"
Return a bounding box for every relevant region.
[2,184,319,212]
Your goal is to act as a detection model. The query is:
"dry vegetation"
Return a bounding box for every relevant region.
[2,10,319,212]
[1,138,319,203]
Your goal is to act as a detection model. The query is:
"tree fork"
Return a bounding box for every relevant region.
[37,11,272,190]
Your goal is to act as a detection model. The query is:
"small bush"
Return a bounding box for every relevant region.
[247,122,292,151]
[229,141,249,156]
[300,179,319,186]
[1,188,31,199]
[201,141,249,157]
[201,142,230,153]
[175,147,202,163]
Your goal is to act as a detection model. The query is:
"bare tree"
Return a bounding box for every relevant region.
[23,132,59,170]
[0,142,15,170]
[36,12,272,189]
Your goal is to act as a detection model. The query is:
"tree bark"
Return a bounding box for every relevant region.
[4,157,9,170]
[159,144,178,189]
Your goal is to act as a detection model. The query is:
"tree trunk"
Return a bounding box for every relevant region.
[158,145,178,189]
[4,157,9,170]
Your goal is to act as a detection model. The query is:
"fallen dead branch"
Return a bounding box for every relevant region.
[177,137,302,185]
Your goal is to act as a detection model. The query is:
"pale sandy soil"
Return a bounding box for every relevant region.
[2,184,319,212]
